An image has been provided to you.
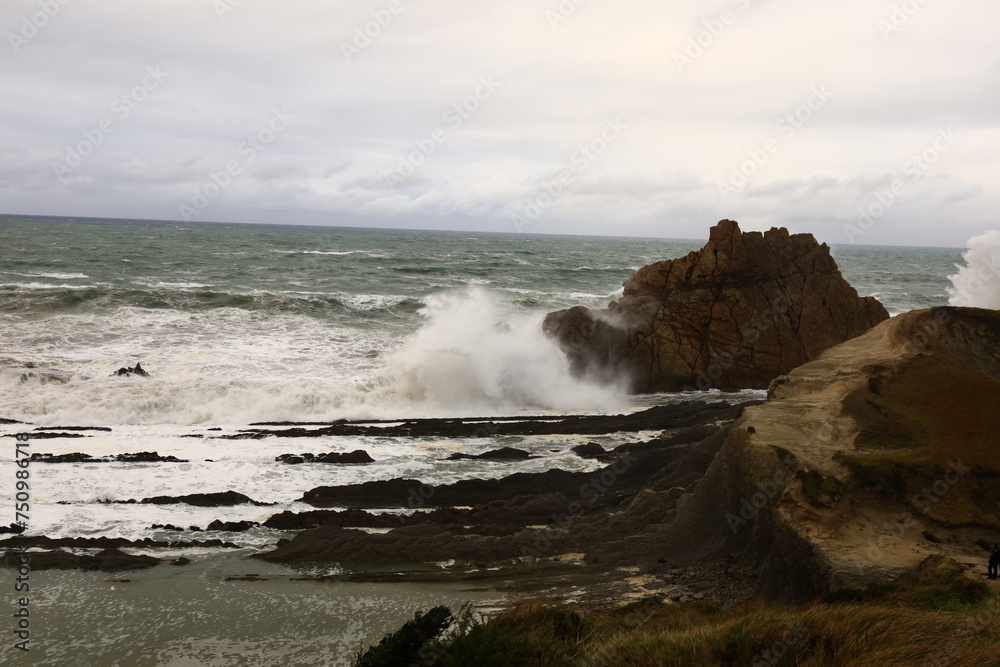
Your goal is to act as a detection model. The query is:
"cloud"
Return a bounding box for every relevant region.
[1,0,998,245]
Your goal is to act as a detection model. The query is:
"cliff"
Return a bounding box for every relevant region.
[543,219,889,392]
[589,307,1000,602]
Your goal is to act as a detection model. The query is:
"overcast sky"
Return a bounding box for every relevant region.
[2,0,998,247]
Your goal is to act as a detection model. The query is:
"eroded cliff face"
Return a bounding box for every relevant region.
[590,307,1000,602]
[543,220,889,392]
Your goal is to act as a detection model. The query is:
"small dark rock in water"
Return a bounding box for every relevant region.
[276,450,374,464]
[571,443,609,459]
[18,372,35,384]
[446,447,533,461]
[205,520,257,532]
[12,431,88,440]
[0,523,26,534]
[139,491,267,507]
[0,418,27,425]
[171,557,192,566]
[114,363,150,378]
[35,425,112,432]
[150,524,186,532]
[30,452,96,463]
[30,451,187,463]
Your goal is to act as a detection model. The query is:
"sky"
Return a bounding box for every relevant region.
[1,0,998,247]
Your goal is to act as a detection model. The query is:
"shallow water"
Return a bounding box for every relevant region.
[0,553,504,666]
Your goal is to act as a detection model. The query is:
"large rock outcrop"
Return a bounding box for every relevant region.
[589,307,1000,601]
[543,220,890,392]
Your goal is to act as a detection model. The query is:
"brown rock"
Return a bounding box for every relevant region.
[542,220,889,392]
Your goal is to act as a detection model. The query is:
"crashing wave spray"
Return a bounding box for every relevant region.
[948,230,1000,309]
[383,288,627,414]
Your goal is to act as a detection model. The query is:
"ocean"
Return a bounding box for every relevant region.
[0,214,988,665]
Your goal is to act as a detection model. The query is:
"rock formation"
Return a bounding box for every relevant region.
[543,220,889,392]
[587,306,1000,601]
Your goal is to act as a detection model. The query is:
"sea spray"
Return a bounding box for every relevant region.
[947,230,1000,309]
[0,289,625,425]
[384,288,627,413]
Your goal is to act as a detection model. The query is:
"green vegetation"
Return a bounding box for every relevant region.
[354,556,999,666]
[353,605,452,667]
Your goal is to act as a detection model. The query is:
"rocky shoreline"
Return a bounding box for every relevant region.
[3,221,997,616]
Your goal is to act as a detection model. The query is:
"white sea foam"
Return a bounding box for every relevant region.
[380,288,628,414]
[17,272,90,280]
[0,289,625,425]
[947,230,1000,309]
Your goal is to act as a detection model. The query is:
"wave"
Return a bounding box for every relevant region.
[0,284,422,318]
[947,230,1000,309]
[15,272,90,280]
[0,289,627,425]
[378,288,627,414]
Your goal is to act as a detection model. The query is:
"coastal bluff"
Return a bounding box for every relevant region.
[542,219,890,392]
[596,306,1000,601]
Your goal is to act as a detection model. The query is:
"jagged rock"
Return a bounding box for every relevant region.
[542,220,889,392]
[0,523,25,534]
[114,363,150,378]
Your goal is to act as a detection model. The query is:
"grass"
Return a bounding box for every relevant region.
[354,556,1000,666]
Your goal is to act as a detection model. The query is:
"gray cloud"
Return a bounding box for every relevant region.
[1,0,997,246]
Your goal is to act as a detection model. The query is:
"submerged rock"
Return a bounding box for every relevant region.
[543,220,889,392]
